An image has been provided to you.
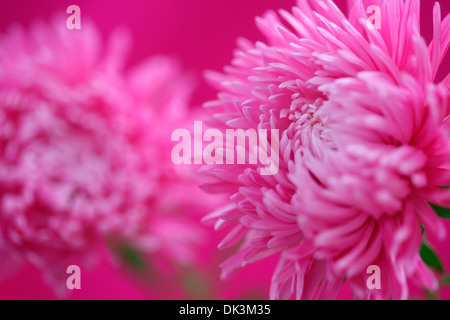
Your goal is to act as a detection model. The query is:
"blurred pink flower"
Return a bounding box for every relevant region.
[0,17,206,293]
[201,0,450,299]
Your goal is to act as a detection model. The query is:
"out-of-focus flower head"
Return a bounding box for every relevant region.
[201,0,450,299]
[0,17,206,293]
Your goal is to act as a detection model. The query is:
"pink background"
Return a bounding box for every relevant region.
[0,0,449,299]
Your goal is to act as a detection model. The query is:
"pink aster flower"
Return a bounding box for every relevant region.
[201,0,450,299]
[0,17,206,292]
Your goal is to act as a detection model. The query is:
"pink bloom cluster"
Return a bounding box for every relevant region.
[202,0,450,299]
[0,18,205,291]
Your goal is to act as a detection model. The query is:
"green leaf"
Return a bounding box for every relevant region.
[420,242,444,273]
[441,275,450,285]
[121,243,147,271]
[429,203,450,219]
[180,266,210,300]
[109,239,147,272]
[426,290,438,300]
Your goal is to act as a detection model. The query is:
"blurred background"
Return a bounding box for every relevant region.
[0,0,449,299]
